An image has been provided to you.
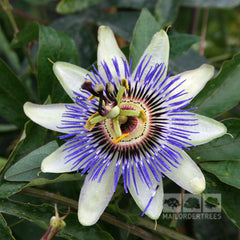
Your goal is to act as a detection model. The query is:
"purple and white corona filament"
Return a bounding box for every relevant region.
[23,26,227,226]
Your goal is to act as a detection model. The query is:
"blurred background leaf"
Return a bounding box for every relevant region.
[0,213,15,240]
[181,0,240,8]
[0,59,29,128]
[57,0,103,14]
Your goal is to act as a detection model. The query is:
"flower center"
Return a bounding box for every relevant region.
[103,99,150,146]
[118,105,137,133]
[82,79,148,144]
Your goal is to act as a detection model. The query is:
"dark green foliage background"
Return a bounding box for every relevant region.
[0,0,240,239]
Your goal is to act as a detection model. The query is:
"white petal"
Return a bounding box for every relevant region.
[24,102,76,133]
[97,26,127,86]
[163,146,205,194]
[53,62,91,100]
[172,113,227,146]
[128,167,164,219]
[165,64,214,103]
[78,160,116,226]
[132,30,169,85]
[41,144,78,173]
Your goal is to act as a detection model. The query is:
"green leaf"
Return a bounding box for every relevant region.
[1,121,50,176]
[37,24,79,103]
[169,48,209,75]
[0,120,52,198]
[0,200,112,240]
[189,119,240,162]
[0,213,15,240]
[109,0,157,9]
[204,172,240,228]
[0,26,20,71]
[0,181,27,199]
[11,22,39,48]
[181,0,240,8]
[27,172,84,187]
[193,215,238,240]
[0,59,29,128]
[56,0,103,14]
[0,157,7,172]
[22,0,51,4]
[0,124,18,132]
[130,8,160,70]
[154,0,180,27]
[192,54,240,118]
[200,161,240,189]
[169,33,201,59]
[51,15,96,68]
[10,23,79,104]
[4,141,59,182]
[89,11,140,42]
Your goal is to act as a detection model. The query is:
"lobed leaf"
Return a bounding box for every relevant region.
[201,161,240,189]
[0,59,29,128]
[204,172,240,229]
[130,8,160,70]
[11,22,39,48]
[38,24,79,103]
[169,33,201,59]
[4,141,59,182]
[0,213,15,240]
[192,54,240,118]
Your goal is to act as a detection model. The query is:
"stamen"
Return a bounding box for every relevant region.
[94,84,104,93]
[113,133,130,144]
[121,78,129,90]
[85,112,99,131]
[81,80,99,97]
[139,110,147,123]
[89,114,107,125]
[106,83,115,94]
[87,95,95,101]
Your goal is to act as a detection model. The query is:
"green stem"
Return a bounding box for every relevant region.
[21,187,196,240]
[89,114,106,124]
[0,0,19,35]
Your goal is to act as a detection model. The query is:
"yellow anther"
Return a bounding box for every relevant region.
[138,110,147,123]
[121,78,129,90]
[113,133,130,144]
[85,112,98,131]
[106,82,114,93]
[87,95,95,101]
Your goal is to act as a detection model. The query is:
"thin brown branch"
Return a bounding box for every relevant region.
[21,187,196,240]
[12,8,48,25]
[189,7,200,34]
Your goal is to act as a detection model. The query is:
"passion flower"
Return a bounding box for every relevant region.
[23,26,226,226]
